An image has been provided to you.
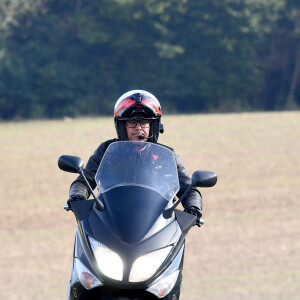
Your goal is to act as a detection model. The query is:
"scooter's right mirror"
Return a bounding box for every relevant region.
[192,170,218,188]
[58,155,84,173]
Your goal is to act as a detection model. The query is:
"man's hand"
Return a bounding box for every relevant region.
[67,194,87,208]
[184,206,202,227]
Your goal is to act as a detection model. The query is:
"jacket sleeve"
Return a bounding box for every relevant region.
[173,151,203,213]
[69,140,112,199]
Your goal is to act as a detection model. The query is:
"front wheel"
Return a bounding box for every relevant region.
[69,285,157,300]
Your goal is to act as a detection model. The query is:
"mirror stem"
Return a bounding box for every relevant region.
[79,169,105,211]
[163,185,192,219]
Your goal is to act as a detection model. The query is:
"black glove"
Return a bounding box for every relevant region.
[184,206,202,227]
[67,194,86,208]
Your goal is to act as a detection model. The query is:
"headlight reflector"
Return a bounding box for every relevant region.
[88,236,123,281]
[129,246,172,282]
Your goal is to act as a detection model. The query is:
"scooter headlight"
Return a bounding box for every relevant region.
[88,236,123,281]
[129,246,173,282]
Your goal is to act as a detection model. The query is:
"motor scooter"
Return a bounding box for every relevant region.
[58,141,217,299]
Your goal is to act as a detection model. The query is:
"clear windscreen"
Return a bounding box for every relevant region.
[95,141,179,200]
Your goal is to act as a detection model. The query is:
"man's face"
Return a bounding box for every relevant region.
[126,119,150,141]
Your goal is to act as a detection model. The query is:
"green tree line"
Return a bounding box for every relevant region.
[0,0,299,120]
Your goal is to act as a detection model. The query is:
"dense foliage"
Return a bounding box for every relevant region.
[0,0,299,119]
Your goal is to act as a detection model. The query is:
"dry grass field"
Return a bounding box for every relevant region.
[1,111,299,300]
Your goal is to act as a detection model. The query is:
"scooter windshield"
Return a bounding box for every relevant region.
[95,142,179,242]
[95,141,179,201]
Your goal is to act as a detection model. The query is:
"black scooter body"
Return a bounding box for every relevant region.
[68,199,196,300]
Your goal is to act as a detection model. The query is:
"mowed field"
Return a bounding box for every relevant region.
[0,112,299,300]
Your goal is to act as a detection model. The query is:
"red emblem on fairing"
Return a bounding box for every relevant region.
[114,98,136,117]
[152,155,158,160]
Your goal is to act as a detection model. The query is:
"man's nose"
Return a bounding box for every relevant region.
[135,121,143,129]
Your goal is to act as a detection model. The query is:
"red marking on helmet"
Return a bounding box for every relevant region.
[115,99,136,117]
[135,105,142,107]
[152,155,158,160]
[142,98,162,115]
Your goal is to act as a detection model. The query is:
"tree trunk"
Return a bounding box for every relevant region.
[287,41,300,104]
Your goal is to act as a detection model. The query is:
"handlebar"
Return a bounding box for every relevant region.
[64,204,72,211]
[195,218,205,227]
[64,204,205,228]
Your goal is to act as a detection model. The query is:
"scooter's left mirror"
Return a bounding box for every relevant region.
[192,170,217,188]
[58,155,84,173]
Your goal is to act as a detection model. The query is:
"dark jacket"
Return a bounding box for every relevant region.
[69,139,202,213]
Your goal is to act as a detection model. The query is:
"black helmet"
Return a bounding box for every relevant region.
[114,90,164,142]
